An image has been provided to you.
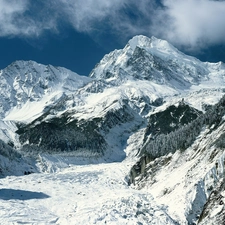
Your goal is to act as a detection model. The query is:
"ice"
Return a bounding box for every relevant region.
[0,161,177,225]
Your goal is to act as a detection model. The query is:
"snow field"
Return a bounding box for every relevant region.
[0,162,176,225]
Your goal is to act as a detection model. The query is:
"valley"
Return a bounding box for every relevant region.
[0,35,225,224]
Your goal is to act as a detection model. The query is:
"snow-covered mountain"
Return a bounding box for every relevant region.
[0,60,91,120]
[1,36,224,155]
[0,35,225,224]
[90,35,224,90]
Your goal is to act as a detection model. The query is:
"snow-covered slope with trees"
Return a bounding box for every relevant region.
[0,35,225,224]
[130,96,225,224]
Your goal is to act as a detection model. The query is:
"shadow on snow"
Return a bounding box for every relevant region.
[0,188,50,200]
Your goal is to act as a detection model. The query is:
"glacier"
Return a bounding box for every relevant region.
[0,35,225,224]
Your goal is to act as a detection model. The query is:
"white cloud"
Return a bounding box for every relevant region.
[56,0,127,32]
[0,0,57,37]
[1,0,225,51]
[161,0,225,49]
[56,0,225,50]
[54,0,158,42]
[0,0,29,36]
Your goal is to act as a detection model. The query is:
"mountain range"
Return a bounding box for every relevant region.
[0,35,225,224]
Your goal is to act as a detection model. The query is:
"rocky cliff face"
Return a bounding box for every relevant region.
[198,180,225,225]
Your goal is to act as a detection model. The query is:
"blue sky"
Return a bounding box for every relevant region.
[0,0,225,76]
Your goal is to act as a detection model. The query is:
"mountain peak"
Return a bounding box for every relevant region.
[90,35,208,87]
[128,35,153,50]
[127,35,177,53]
[0,60,91,121]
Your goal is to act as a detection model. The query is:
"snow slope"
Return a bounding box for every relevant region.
[90,35,224,90]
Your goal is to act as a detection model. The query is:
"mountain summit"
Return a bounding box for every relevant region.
[128,35,178,53]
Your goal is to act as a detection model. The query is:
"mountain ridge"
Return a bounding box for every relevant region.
[0,35,225,154]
